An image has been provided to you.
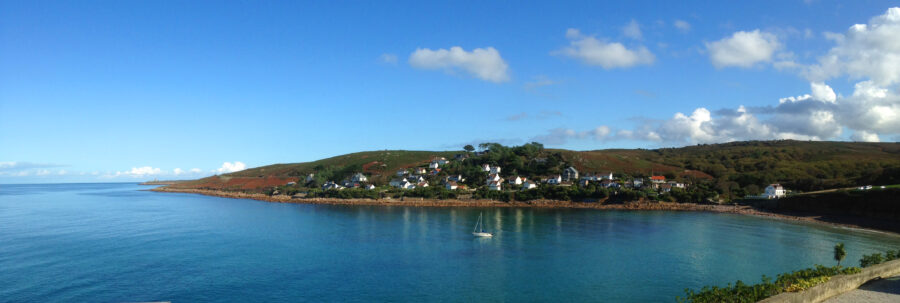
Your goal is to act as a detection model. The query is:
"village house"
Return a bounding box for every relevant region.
[667,181,685,189]
[482,164,491,172]
[488,181,502,191]
[486,173,502,184]
[454,153,469,161]
[365,184,376,190]
[417,181,429,188]
[490,166,502,174]
[351,172,367,183]
[633,178,644,188]
[447,175,465,182]
[765,184,786,199]
[429,161,440,169]
[659,184,672,193]
[603,172,614,180]
[396,169,408,176]
[522,180,538,189]
[445,181,458,190]
[546,175,562,184]
[562,166,579,182]
[408,175,425,183]
[509,176,524,185]
[430,168,441,175]
[650,175,666,184]
[322,181,343,190]
[580,174,597,182]
[286,181,296,186]
[415,167,427,174]
[433,157,450,166]
[306,173,315,183]
[389,178,407,188]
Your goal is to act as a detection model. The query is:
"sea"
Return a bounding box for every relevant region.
[1,183,898,302]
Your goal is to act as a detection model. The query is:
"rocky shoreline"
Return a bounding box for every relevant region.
[149,187,898,235]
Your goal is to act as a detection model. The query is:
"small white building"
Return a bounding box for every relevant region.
[417,181,429,188]
[322,181,344,190]
[522,180,538,190]
[603,172,614,180]
[415,167,427,174]
[482,164,491,172]
[351,172,368,183]
[633,178,643,188]
[396,169,408,176]
[445,181,459,190]
[390,178,407,188]
[486,173,502,184]
[765,184,786,199]
[509,176,523,185]
[429,161,440,169]
[490,166,502,174]
[306,173,316,183]
[365,184,376,190]
[488,181,502,191]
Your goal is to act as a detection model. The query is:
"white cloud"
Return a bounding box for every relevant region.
[851,131,880,142]
[216,162,247,174]
[173,168,185,175]
[554,28,655,69]
[190,168,203,173]
[806,7,900,86]
[379,53,398,64]
[674,20,691,33]
[810,82,837,103]
[115,166,163,177]
[623,19,643,40]
[706,30,780,68]
[408,46,510,83]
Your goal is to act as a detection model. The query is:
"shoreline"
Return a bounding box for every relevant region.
[150,187,899,235]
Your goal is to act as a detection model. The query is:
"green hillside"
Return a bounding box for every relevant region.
[170,140,900,201]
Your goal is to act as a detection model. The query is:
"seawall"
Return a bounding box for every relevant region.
[760,259,900,303]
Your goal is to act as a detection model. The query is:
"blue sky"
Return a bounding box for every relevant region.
[2,0,899,183]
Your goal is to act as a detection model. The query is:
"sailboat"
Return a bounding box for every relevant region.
[472,212,493,237]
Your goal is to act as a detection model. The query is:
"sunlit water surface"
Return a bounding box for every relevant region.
[1,183,898,302]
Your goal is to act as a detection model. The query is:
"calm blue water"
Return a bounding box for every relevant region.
[1,183,898,302]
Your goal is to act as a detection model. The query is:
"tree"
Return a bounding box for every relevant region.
[464,145,475,153]
[834,243,846,266]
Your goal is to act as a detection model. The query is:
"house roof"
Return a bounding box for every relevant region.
[651,176,666,180]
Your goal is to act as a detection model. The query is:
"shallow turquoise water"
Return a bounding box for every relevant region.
[1,183,898,302]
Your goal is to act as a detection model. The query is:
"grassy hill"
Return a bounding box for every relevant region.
[168,140,900,201]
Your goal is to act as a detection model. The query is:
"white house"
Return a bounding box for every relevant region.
[562,166,579,181]
[351,172,368,183]
[633,178,643,188]
[417,181,429,188]
[408,175,425,183]
[434,157,450,166]
[486,173,502,184]
[448,175,465,182]
[482,164,491,172]
[764,184,786,198]
[546,175,562,184]
[488,181,502,191]
[365,184,376,190]
[509,176,523,185]
[429,161,440,169]
[490,166,502,175]
[390,178,407,188]
[522,180,538,190]
[603,172,614,180]
[445,181,458,190]
[396,169,408,176]
[322,181,344,190]
[306,173,316,183]
[415,167,427,174]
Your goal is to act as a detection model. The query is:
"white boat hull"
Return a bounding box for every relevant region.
[472,232,493,237]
